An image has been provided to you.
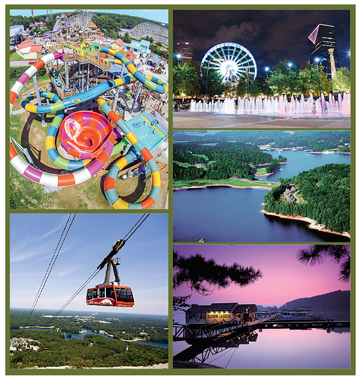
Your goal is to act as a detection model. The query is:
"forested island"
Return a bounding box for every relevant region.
[174,130,350,153]
[9,309,168,369]
[263,164,350,237]
[174,142,284,188]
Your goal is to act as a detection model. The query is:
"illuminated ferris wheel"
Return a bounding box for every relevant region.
[200,42,257,83]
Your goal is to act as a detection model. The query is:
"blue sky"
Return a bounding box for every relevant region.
[9,9,168,24]
[10,213,168,315]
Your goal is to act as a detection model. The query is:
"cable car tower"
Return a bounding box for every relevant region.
[86,239,135,307]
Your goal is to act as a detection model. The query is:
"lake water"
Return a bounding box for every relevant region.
[173,328,350,369]
[13,327,168,348]
[173,151,350,243]
[256,150,350,181]
[64,327,113,340]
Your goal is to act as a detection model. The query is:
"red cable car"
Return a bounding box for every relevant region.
[86,285,134,307]
[86,241,134,307]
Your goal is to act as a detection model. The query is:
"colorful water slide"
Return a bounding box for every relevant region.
[22,92,128,172]
[98,98,161,209]
[10,47,167,207]
[10,51,64,113]
[95,44,168,94]
[22,75,135,114]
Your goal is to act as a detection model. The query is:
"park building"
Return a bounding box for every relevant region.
[185,303,257,325]
[119,22,168,45]
[124,39,151,56]
[308,24,339,78]
[15,40,43,60]
[175,41,194,61]
[10,25,24,44]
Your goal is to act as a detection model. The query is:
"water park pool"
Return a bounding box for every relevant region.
[126,111,167,152]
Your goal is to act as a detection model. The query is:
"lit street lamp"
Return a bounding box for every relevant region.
[205,61,210,103]
[315,57,322,96]
[287,62,293,97]
[174,53,181,101]
[265,66,270,98]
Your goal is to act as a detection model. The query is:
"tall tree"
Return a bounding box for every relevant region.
[173,251,262,311]
[298,62,330,96]
[173,61,202,98]
[332,67,351,94]
[297,245,350,282]
[201,68,225,98]
[268,60,300,97]
[235,76,260,98]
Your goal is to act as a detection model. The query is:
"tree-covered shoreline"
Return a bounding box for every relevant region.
[174,142,284,182]
[10,310,168,369]
[10,310,168,343]
[173,131,350,153]
[263,164,350,235]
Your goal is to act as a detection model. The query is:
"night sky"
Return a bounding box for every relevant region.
[173,9,351,73]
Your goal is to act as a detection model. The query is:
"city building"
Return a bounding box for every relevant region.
[185,303,257,325]
[308,24,339,78]
[175,41,194,61]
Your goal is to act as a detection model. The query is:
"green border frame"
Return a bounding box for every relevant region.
[6,3,355,376]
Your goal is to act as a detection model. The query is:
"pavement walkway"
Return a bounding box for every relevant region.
[173,111,351,129]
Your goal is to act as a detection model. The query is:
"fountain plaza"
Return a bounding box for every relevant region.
[173,93,350,129]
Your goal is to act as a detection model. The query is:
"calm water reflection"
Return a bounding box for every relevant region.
[173,151,350,243]
[173,328,350,369]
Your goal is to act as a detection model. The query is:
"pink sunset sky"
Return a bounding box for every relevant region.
[173,244,350,307]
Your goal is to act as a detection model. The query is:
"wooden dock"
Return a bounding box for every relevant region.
[173,319,350,361]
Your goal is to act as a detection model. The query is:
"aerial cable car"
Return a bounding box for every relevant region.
[86,239,134,307]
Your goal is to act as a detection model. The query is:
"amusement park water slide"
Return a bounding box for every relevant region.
[10,44,168,209]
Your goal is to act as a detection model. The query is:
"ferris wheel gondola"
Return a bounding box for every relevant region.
[200,42,257,83]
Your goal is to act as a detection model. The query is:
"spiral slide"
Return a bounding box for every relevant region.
[98,98,161,209]
[10,46,168,208]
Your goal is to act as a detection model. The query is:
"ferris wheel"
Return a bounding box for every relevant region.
[200,42,257,83]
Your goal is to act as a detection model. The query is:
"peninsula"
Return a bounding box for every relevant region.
[263,163,350,238]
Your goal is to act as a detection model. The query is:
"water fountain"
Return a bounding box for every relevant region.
[188,93,351,118]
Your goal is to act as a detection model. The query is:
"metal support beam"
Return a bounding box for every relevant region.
[131,82,142,112]
[32,75,46,127]
[87,63,90,90]
[113,86,121,111]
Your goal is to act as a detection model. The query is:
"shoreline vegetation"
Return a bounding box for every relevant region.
[261,210,350,239]
[15,326,160,344]
[254,161,287,177]
[28,363,169,369]
[173,178,277,191]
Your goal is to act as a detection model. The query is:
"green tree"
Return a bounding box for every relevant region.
[269,60,300,97]
[332,67,351,94]
[256,76,272,97]
[201,67,225,98]
[173,61,202,98]
[298,62,330,96]
[236,75,249,97]
[249,78,260,98]
[122,32,131,43]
